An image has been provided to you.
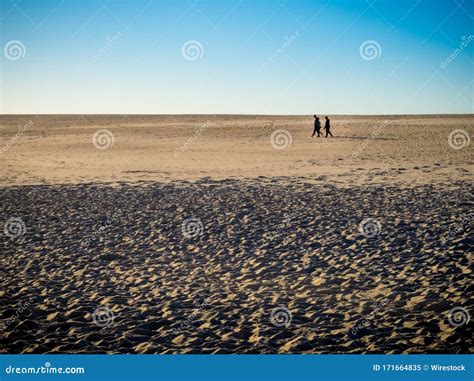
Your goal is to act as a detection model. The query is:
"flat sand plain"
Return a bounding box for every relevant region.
[0,114,472,186]
[0,115,472,353]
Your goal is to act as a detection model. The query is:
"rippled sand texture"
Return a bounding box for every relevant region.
[1,180,472,353]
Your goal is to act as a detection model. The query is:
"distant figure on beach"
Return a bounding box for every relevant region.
[311,115,322,137]
[324,116,333,137]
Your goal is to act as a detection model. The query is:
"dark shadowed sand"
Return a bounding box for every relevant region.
[1,179,472,353]
[0,115,472,353]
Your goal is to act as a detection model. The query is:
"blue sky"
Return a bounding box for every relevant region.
[1,0,473,114]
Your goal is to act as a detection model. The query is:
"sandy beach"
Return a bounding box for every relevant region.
[0,114,472,186]
[1,115,472,353]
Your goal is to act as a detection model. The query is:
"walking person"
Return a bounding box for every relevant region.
[311,115,322,137]
[324,116,333,137]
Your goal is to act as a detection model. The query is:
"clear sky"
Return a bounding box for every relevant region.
[1,0,473,114]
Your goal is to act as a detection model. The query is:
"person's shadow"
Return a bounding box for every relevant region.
[334,136,398,141]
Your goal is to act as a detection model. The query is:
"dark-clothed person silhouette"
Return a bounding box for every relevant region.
[324,116,333,137]
[311,115,322,137]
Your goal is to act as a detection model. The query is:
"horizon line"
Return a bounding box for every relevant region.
[1,113,473,117]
